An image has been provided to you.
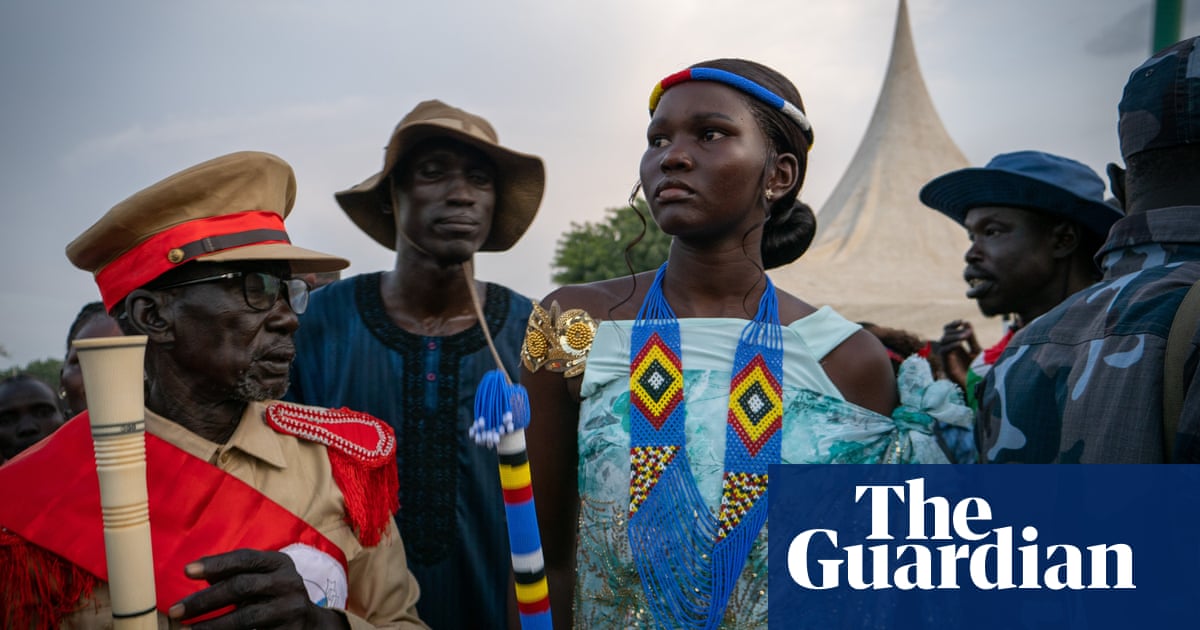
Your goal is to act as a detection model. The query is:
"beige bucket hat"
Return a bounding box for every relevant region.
[335,99,545,252]
[66,150,349,310]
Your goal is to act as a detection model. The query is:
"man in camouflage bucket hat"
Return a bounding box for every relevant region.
[977,36,1200,463]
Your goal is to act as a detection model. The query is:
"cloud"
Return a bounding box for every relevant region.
[61,97,373,170]
[1086,0,1200,56]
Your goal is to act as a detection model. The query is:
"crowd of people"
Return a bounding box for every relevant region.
[0,34,1196,629]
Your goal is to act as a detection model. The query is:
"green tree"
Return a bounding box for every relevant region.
[551,198,672,285]
[5,358,63,389]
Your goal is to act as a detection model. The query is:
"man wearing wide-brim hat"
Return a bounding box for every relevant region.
[287,100,545,628]
[918,150,1123,462]
[0,151,426,628]
[977,37,1200,463]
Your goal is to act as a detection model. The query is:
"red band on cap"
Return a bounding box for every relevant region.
[95,211,289,311]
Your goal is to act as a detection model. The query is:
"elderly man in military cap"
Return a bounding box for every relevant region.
[0,151,426,628]
[287,101,544,628]
[978,36,1200,463]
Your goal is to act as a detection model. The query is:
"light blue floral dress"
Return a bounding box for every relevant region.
[572,308,970,628]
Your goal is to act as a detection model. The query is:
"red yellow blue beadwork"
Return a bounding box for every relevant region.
[627,263,784,629]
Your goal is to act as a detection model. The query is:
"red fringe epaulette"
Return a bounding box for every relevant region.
[0,528,98,628]
[265,403,399,547]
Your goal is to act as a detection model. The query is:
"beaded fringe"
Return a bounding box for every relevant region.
[628,264,784,629]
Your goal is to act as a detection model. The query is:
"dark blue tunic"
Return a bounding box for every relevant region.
[288,272,532,628]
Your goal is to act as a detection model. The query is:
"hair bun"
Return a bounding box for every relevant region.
[762,200,816,269]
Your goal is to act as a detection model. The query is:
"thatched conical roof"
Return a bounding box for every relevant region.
[772,0,1000,344]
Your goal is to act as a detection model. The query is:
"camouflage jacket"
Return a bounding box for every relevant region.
[978,206,1200,463]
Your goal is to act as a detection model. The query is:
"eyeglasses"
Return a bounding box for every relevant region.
[154,271,310,314]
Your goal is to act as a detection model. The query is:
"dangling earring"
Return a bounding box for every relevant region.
[764,190,774,201]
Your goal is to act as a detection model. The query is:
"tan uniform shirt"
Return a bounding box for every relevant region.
[62,401,426,629]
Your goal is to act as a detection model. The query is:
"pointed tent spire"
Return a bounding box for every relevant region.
[772,0,999,345]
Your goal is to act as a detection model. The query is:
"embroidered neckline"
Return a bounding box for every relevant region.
[353,271,511,565]
[354,271,508,355]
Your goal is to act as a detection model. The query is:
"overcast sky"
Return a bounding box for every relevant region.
[1,0,1196,368]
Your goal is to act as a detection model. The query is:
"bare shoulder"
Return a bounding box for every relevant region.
[538,272,657,321]
[822,329,898,416]
[771,288,897,414]
[774,288,820,325]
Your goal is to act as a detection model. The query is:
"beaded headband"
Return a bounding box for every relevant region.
[648,67,814,145]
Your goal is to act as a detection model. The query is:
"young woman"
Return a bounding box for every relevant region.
[522,59,967,629]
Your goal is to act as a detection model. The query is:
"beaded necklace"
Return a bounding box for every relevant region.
[628,263,784,629]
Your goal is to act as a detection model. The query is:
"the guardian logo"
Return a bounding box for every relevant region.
[787,478,1135,591]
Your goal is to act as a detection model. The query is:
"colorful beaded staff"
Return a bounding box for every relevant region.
[649,67,813,140]
[463,262,552,630]
[470,372,551,629]
[628,263,784,629]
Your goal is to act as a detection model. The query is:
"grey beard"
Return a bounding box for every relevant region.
[233,370,289,402]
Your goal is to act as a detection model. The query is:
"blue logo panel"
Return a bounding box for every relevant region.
[768,465,1200,629]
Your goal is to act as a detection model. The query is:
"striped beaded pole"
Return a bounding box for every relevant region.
[463,263,553,629]
[471,373,552,629]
